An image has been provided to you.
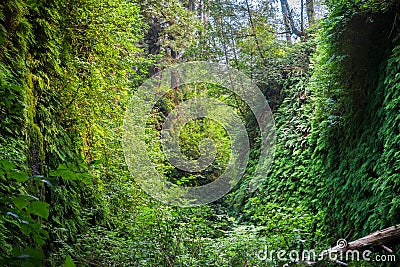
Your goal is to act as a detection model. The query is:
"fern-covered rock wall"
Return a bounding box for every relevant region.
[310,0,400,241]
[0,0,147,264]
[236,0,400,254]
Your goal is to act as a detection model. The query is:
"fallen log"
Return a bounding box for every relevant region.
[328,224,400,253]
[293,224,400,266]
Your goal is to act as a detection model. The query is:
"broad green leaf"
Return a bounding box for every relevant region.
[20,224,32,235]
[28,201,50,219]
[8,170,29,182]
[64,255,76,267]
[50,164,76,180]
[13,196,29,210]
[17,248,44,266]
[0,160,16,171]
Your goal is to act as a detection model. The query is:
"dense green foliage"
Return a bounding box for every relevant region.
[309,0,400,239]
[236,0,400,264]
[1,0,400,266]
[0,0,149,264]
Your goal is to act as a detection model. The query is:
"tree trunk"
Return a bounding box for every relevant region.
[280,0,304,39]
[280,0,292,41]
[300,0,304,32]
[306,0,315,25]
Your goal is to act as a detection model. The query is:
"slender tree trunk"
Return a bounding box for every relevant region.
[300,0,304,32]
[186,0,195,11]
[280,0,304,39]
[280,0,292,41]
[306,0,315,25]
